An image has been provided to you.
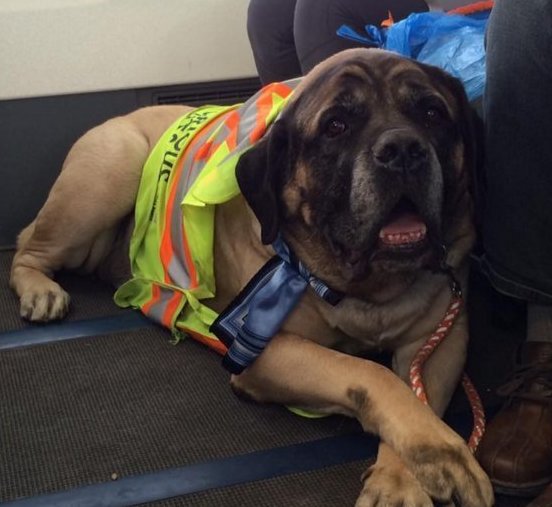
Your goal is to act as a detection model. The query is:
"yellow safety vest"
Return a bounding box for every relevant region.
[114,81,297,354]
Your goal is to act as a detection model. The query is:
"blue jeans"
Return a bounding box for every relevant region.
[480,0,552,303]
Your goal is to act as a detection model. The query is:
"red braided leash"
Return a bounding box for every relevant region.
[409,287,485,452]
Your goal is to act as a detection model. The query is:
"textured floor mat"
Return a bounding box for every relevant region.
[146,467,531,507]
[0,248,534,507]
[0,328,360,503]
[0,250,127,332]
[145,462,367,507]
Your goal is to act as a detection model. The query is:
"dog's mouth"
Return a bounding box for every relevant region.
[324,197,438,281]
[345,197,431,279]
[377,198,428,251]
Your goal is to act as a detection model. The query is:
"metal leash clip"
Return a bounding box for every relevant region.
[438,244,462,299]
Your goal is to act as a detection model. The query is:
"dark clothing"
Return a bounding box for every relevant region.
[247,0,428,84]
[247,0,301,84]
[481,0,552,304]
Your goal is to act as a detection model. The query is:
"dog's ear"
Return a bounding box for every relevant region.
[422,64,482,193]
[446,75,481,180]
[422,64,485,242]
[435,68,483,208]
[422,65,480,171]
[235,119,290,245]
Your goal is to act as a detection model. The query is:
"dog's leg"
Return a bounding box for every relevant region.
[10,116,152,321]
[232,331,493,507]
[357,311,471,507]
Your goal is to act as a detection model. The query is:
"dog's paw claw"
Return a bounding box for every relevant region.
[355,464,433,507]
[20,287,70,322]
[404,441,494,507]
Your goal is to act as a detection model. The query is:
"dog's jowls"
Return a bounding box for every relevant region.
[10,48,493,507]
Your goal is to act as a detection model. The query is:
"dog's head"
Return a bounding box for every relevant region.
[236,48,477,294]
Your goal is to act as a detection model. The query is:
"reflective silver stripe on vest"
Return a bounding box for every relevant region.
[146,79,302,327]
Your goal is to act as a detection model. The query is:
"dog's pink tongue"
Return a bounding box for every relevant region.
[379,212,427,246]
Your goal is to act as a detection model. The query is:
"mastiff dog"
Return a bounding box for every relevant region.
[10,48,493,506]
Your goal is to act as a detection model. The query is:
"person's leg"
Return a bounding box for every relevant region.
[247,0,301,84]
[476,0,552,499]
[293,0,428,74]
[481,0,552,303]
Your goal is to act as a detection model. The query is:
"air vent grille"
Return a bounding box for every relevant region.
[152,78,262,106]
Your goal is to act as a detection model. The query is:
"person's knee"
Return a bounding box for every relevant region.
[247,0,301,84]
[494,0,551,22]
[247,0,297,43]
[246,0,270,44]
[293,0,428,74]
[487,0,551,74]
[489,0,551,40]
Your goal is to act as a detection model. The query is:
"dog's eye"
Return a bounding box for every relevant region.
[425,107,441,121]
[423,104,447,126]
[324,118,348,138]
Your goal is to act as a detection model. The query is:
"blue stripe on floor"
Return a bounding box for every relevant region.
[0,433,377,507]
[0,312,155,351]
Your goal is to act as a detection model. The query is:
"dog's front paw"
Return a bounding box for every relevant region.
[19,282,70,321]
[402,439,494,507]
[355,463,433,507]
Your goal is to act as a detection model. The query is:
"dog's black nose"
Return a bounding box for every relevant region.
[372,129,428,173]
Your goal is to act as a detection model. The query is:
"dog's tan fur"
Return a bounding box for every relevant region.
[10,49,493,506]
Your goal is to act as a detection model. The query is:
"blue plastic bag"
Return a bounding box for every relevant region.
[337,10,490,101]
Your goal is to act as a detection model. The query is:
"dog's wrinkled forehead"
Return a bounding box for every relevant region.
[287,48,457,135]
